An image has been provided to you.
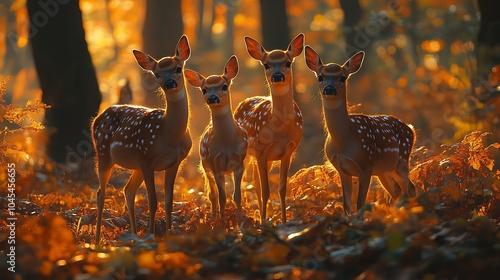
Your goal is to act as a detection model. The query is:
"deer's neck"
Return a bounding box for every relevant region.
[270,81,295,118]
[164,86,189,136]
[211,105,239,141]
[323,97,352,147]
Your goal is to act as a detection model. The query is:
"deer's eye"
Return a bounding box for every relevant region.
[222,85,228,91]
[318,75,323,82]
[202,88,207,94]
[176,66,182,74]
[339,76,347,84]
[264,63,270,70]
[285,61,291,68]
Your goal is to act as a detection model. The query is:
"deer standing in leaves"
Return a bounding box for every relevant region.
[234,34,304,223]
[92,35,192,242]
[185,56,247,219]
[304,46,416,213]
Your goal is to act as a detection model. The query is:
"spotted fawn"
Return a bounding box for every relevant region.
[304,46,416,213]
[92,35,192,242]
[234,34,304,223]
[185,55,247,219]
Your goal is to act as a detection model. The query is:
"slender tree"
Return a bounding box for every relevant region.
[339,0,363,56]
[476,0,500,79]
[259,0,290,49]
[141,0,184,107]
[142,0,183,59]
[196,0,215,50]
[27,0,101,169]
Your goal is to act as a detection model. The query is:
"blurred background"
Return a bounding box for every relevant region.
[0,0,499,182]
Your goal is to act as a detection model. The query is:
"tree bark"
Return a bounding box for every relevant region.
[339,0,363,56]
[27,0,101,168]
[142,0,184,59]
[196,0,215,50]
[476,0,500,78]
[259,0,290,50]
[141,0,183,107]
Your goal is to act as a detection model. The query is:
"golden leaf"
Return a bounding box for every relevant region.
[442,186,462,202]
[137,251,161,270]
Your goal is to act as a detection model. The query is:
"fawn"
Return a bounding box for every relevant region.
[184,55,247,219]
[304,46,416,213]
[92,35,191,242]
[234,34,304,223]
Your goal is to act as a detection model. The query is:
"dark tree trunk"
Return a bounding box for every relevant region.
[27,0,101,168]
[142,0,183,59]
[339,0,363,56]
[141,0,183,107]
[196,0,215,50]
[476,0,500,78]
[225,1,237,56]
[4,6,23,76]
[408,0,419,64]
[259,0,290,49]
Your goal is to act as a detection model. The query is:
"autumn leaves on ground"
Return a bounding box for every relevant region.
[2,1,500,278]
[0,76,499,278]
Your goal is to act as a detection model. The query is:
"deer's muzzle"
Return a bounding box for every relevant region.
[164,79,178,89]
[323,85,337,96]
[207,95,220,104]
[271,72,285,83]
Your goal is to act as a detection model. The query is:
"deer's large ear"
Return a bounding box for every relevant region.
[224,55,239,81]
[176,35,191,63]
[184,69,204,88]
[343,51,365,76]
[304,45,323,74]
[244,36,267,62]
[133,50,157,71]
[287,33,304,59]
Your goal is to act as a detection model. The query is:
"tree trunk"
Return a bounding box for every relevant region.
[476,0,500,79]
[259,0,290,49]
[142,0,183,59]
[141,0,183,107]
[3,6,23,76]
[27,0,101,169]
[196,0,215,50]
[225,1,237,56]
[339,0,363,57]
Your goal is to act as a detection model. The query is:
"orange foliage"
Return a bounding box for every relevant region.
[2,1,500,279]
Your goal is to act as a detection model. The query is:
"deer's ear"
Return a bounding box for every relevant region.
[304,45,323,73]
[176,35,191,63]
[184,69,204,88]
[224,55,239,81]
[343,51,365,76]
[287,33,304,59]
[133,50,157,71]
[244,36,267,62]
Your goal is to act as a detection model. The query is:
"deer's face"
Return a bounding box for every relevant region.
[199,75,231,108]
[244,34,304,91]
[261,50,294,85]
[184,55,239,112]
[315,63,348,100]
[153,57,185,90]
[305,46,365,102]
[133,35,191,92]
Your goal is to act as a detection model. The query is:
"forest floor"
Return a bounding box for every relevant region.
[1,131,500,279]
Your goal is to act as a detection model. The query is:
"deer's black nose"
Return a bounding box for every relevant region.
[271,72,285,83]
[164,79,178,89]
[207,95,220,104]
[323,85,337,96]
